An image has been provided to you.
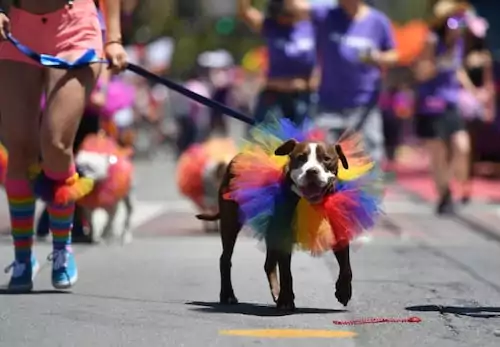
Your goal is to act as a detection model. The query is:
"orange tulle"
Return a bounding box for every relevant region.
[53,174,95,205]
[177,137,237,210]
[294,198,335,256]
[77,134,134,208]
[0,142,8,185]
[177,145,208,209]
[337,131,372,168]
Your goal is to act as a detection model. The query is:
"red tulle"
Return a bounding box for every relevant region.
[307,128,326,141]
[318,191,360,250]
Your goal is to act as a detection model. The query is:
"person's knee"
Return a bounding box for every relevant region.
[425,140,448,164]
[41,137,73,165]
[3,138,39,175]
[452,131,470,156]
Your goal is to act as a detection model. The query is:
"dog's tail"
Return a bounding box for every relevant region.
[196,212,221,221]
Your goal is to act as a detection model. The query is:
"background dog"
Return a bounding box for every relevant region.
[197,138,353,311]
[177,137,237,233]
[75,135,134,244]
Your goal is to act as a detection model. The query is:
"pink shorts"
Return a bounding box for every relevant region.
[0,0,103,66]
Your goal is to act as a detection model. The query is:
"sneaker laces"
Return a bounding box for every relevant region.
[47,249,68,270]
[4,260,27,278]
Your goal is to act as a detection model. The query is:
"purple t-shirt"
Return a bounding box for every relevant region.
[311,6,395,110]
[262,18,316,78]
[416,34,463,115]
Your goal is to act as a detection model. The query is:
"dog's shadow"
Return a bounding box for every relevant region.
[187,301,346,317]
[407,305,500,319]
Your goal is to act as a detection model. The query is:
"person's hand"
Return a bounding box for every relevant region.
[0,13,10,41]
[104,41,128,74]
[359,49,380,65]
[414,61,436,82]
[483,106,495,123]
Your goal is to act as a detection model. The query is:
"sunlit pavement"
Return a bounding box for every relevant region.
[1,120,500,346]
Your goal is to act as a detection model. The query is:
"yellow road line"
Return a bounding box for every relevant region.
[219,329,356,338]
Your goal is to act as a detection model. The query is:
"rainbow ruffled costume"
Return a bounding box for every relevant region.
[177,137,238,211]
[76,134,134,209]
[225,118,383,255]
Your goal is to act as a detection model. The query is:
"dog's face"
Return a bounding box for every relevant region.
[75,151,114,181]
[275,139,349,203]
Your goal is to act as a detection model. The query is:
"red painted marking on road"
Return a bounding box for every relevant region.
[332,316,421,325]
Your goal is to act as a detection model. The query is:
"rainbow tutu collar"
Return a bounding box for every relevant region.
[224,118,383,255]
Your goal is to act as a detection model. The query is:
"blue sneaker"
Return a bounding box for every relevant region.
[4,256,40,292]
[49,248,78,289]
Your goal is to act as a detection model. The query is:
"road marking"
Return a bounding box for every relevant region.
[219,329,356,338]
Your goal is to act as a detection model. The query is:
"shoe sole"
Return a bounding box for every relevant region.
[52,272,78,290]
[7,262,40,293]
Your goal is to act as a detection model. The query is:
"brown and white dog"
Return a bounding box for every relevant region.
[197,138,352,311]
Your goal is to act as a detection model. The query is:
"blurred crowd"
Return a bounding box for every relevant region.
[63,0,500,215]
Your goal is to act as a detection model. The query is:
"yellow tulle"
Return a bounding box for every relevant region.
[294,198,334,256]
[338,162,374,181]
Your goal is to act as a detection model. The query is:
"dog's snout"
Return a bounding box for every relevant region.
[306,168,319,177]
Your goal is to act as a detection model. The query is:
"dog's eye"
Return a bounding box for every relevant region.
[323,155,332,162]
[297,154,308,162]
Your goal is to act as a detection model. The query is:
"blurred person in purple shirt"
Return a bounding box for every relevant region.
[413,0,471,215]
[459,13,494,205]
[284,0,398,164]
[238,0,318,126]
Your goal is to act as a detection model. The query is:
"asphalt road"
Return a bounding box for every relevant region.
[1,119,500,346]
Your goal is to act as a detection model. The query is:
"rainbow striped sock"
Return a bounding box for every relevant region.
[47,203,75,248]
[5,179,36,260]
[44,166,77,249]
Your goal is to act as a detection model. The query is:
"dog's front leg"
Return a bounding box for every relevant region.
[82,208,96,243]
[276,251,295,311]
[101,204,118,242]
[122,193,134,244]
[333,245,352,306]
[264,249,280,303]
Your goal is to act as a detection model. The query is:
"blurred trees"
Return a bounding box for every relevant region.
[126,0,268,77]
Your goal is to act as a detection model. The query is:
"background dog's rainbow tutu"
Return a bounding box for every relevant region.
[226,118,383,254]
[176,137,237,210]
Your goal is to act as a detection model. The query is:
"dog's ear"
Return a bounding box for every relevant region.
[274,139,297,156]
[335,144,349,169]
[215,161,227,179]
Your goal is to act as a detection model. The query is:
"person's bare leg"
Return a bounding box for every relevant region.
[40,63,101,289]
[450,130,471,203]
[424,139,453,214]
[0,61,44,292]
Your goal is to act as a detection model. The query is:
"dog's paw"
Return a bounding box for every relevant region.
[219,292,238,305]
[276,296,296,312]
[121,232,133,245]
[335,274,352,307]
